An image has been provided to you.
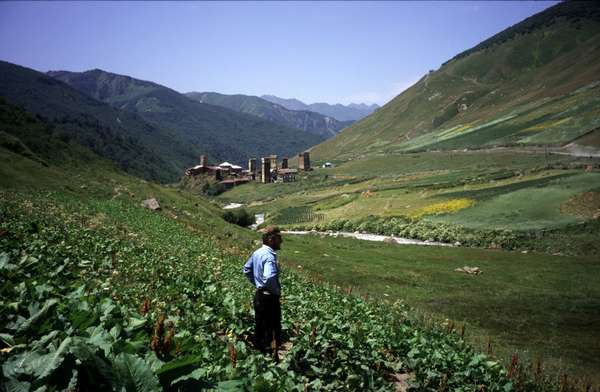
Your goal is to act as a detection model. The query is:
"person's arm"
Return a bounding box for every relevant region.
[263,257,280,296]
[243,257,255,286]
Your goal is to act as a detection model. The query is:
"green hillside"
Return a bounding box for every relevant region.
[311,1,600,160]
[48,69,324,165]
[186,92,352,139]
[0,118,547,391]
[0,61,189,183]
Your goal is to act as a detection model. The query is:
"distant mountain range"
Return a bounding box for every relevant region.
[0,61,324,182]
[312,1,600,160]
[186,92,353,139]
[45,69,324,172]
[0,61,185,182]
[261,95,379,122]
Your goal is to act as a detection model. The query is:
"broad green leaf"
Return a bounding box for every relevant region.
[19,255,38,267]
[114,353,161,392]
[30,330,60,351]
[171,368,214,389]
[2,349,43,378]
[0,332,15,346]
[69,337,115,385]
[156,355,202,387]
[109,325,122,340]
[144,351,165,373]
[125,317,146,333]
[0,252,17,271]
[99,299,117,322]
[3,379,31,392]
[65,285,86,300]
[216,379,245,391]
[32,337,72,378]
[87,325,114,356]
[18,299,59,333]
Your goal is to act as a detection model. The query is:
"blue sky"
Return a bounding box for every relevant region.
[0,1,558,105]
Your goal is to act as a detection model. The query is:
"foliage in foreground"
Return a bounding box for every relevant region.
[0,192,578,391]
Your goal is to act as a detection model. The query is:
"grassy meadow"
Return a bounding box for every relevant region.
[219,150,599,254]
[3,148,557,391]
[278,234,600,382]
[216,149,600,382]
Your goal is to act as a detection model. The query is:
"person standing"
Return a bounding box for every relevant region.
[243,226,283,354]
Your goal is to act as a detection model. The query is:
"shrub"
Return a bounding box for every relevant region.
[222,208,255,227]
[203,182,226,196]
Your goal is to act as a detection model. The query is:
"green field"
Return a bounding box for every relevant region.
[219,151,599,254]
[215,149,600,384]
[429,172,600,230]
[279,234,600,382]
[1,185,532,391]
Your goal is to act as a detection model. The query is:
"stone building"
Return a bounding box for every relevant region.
[298,151,311,171]
[276,168,297,183]
[261,157,271,183]
[268,155,278,171]
[248,158,257,174]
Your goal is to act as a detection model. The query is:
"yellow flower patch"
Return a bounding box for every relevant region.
[410,198,475,218]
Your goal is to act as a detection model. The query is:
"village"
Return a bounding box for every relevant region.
[185,151,312,189]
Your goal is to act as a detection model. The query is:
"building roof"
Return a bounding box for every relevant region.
[219,162,242,170]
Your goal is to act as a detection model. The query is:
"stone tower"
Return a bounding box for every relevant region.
[298,151,311,171]
[269,155,278,171]
[261,157,271,183]
[248,158,257,174]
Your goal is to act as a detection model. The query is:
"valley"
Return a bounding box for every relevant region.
[1,1,600,390]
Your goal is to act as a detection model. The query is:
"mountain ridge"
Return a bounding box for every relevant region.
[47,68,325,167]
[261,94,379,121]
[185,91,352,139]
[0,60,187,182]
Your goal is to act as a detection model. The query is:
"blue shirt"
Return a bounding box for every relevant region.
[243,244,280,296]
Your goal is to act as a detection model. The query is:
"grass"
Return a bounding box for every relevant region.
[0,146,257,251]
[218,150,599,255]
[309,11,600,161]
[279,234,600,382]
[2,148,546,391]
[430,172,600,230]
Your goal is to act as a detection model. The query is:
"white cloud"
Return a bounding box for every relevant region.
[343,76,421,106]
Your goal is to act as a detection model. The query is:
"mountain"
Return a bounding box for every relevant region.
[0,60,188,182]
[261,95,379,121]
[186,92,352,139]
[47,69,325,167]
[260,95,308,111]
[311,1,600,161]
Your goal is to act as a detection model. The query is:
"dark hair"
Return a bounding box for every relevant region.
[262,226,281,244]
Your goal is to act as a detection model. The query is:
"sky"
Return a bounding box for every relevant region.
[0,1,558,106]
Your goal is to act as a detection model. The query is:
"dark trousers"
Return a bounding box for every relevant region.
[253,290,282,353]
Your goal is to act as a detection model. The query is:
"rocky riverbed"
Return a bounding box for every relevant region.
[283,230,454,247]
